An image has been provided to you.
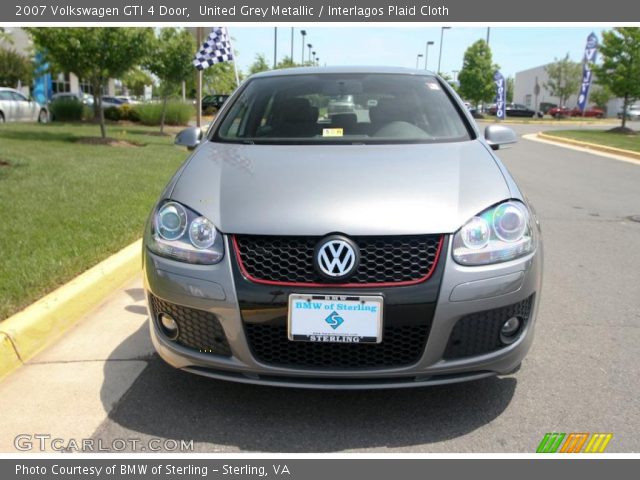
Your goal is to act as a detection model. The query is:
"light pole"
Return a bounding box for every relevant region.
[486,27,491,45]
[273,27,278,69]
[307,44,313,65]
[312,51,316,66]
[416,54,424,69]
[300,30,306,64]
[437,27,451,75]
[290,27,294,62]
[424,40,434,70]
[316,57,320,66]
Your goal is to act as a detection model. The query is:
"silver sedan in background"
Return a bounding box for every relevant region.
[0,87,49,123]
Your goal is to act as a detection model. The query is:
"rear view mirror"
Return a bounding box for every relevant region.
[175,127,202,150]
[484,125,518,150]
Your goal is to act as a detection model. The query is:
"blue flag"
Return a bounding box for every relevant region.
[494,71,506,120]
[577,33,598,113]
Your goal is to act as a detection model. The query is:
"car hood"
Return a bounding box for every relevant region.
[170,140,511,236]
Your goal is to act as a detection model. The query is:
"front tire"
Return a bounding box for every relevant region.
[0,112,5,123]
[38,109,49,123]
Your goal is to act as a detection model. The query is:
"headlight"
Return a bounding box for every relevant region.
[146,201,224,264]
[452,201,535,265]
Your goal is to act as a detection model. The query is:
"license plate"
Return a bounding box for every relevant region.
[288,294,384,344]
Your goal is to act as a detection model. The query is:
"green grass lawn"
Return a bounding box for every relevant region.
[543,129,640,153]
[0,122,188,320]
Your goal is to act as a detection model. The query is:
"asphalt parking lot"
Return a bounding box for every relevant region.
[1,123,639,453]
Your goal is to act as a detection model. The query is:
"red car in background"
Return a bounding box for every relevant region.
[570,107,605,118]
[547,106,571,118]
[548,106,605,118]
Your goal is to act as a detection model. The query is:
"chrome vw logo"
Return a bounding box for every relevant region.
[315,237,359,279]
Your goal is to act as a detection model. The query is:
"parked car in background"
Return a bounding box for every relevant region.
[539,102,557,115]
[617,104,640,121]
[547,106,571,118]
[0,87,49,123]
[570,107,605,118]
[116,96,140,105]
[488,103,537,118]
[51,92,94,106]
[101,96,126,108]
[202,94,229,114]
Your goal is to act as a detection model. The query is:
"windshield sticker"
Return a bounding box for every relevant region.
[323,128,344,137]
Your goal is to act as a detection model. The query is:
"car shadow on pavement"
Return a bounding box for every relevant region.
[97,322,517,452]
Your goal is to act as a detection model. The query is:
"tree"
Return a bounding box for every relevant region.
[122,67,154,98]
[0,48,32,87]
[589,85,612,110]
[144,28,194,134]
[506,76,514,103]
[202,62,240,95]
[248,54,270,75]
[592,27,640,130]
[544,54,581,108]
[458,40,498,107]
[276,56,299,69]
[27,28,153,138]
[0,27,12,44]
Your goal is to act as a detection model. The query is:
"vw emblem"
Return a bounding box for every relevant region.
[315,236,359,279]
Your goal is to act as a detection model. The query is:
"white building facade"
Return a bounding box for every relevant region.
[514,63,623,117]
[0,27,117,99]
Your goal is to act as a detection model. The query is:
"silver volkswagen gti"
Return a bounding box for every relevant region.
[143,66,543,389]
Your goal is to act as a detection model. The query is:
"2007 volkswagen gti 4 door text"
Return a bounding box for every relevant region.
[143,66,543,389]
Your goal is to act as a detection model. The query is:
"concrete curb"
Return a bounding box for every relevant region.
[0,239,142,381]
[538,132,640,161]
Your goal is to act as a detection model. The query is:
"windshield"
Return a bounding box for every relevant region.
[215,73,471,144]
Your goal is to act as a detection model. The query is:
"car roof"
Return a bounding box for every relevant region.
[0,87,20,92]
[249,65,437,79]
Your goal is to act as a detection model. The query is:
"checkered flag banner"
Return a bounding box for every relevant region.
[193,27,234,70]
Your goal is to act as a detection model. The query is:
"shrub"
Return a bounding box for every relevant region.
[133,101,194,126]
[49,99,84,122]
[82,105,95,121]
[118,104,139,122]
[103,106,122,121]
[127,107,141,122]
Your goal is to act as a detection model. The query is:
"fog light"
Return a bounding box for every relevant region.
[159,313,179,340]
[500,316,522,344]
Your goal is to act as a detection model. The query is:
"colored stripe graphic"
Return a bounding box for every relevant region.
[536,433,565,453]
[560,433,589,453]
[584,433,613,453]
[537,433,613,453]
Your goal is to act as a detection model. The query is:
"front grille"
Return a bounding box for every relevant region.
[233,234,442,285]
[245,324,429,369]
[148,294,231,357]
[443,295,534,359]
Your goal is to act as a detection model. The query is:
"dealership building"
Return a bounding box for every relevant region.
[0,27,117,104]
[514,63,624,117]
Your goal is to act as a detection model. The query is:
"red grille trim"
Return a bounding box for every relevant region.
[231,234,444,288]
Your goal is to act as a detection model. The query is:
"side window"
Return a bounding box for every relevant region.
[11,92,28,102]
[0,91,13,100]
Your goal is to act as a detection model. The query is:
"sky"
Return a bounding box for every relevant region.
[229,27,605,79]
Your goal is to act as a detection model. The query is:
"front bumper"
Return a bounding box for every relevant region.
[143,235,542,389]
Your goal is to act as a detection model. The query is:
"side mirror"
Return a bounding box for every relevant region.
[484,124,517,150]
[174,127,202,150]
